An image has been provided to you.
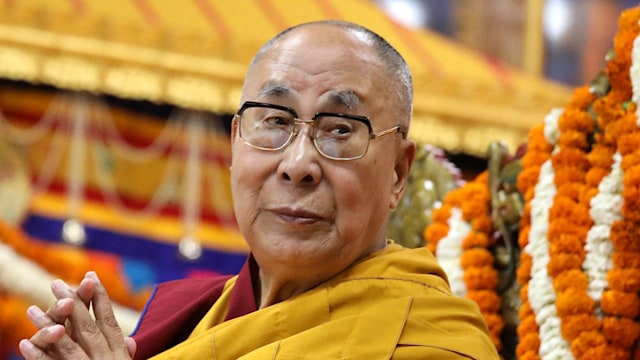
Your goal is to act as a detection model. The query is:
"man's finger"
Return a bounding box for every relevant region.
[85,271,130,356]
[25,301,90,355]
[26,301,70,329]
[19,338,53,360]
[50,277,96,309]
[50,278,110,357]
[20,324,67,360]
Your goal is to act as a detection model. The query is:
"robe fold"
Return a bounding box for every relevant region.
[131,243,499,359]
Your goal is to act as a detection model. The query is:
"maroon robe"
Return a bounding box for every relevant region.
[131,257,258,360]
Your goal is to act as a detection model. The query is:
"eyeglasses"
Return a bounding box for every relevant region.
[234,101,405,161]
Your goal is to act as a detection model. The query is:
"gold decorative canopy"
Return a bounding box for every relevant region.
[0,0,572,156]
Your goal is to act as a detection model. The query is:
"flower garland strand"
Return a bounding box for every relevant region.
[516,7,640,360]
[424,172,504,353]
[595,8,640,358]
[546,84,600,360]
[434,206,471,297]
[515,105,565,360]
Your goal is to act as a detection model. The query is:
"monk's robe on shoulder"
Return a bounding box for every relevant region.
[131,243,499,359]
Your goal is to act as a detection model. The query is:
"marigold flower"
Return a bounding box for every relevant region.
[556,287,595,316]
[443,189,464,207]
[526,124,553,151]
[524,187,535,202]
[593,96,624,129]
[577,345,628,360]
[518,300,533,320]
[622,197,640,222]
[617,132,640,156]
[587,145,616,168]
[471,215,493,234]
[467,289,501,312]
[463,266,498,290]
[557,130,589,150]
[516,333,540,358]
[605,112,639,141]
[548,218,589,240]
[553,269,588,292]
[561,314,600,341]
[518,225,530,249]
[554,167,587,185]
[461,201,489,222]
[519,283,529,302]
[517,352,541,360]
[570,331,607,358]
[431,204,452,223]
[555,183,582,201]
[517,253,532,285]
[567,85,597,110]
[612,251,640,268]
[623,164,640,187]
[521,151,550,169]
[559,108,594,133]
[552,148,591,170]
[517,167,542,194]
[462,231,490,249]
[602,317,640,348]
[610,220,640,252]
[601,290,640,318]
[607,268,640,292]
[585,167,610,188]
[579,186,599,206]
[549,234,586,256]
[548,252,585,276]
[621,151,640,171]
[460,248,494,269]
[423,222,449,244]
[549,196,579,219]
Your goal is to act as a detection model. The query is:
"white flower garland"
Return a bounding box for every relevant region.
[525,108,575,359]
[435,206,469,297]
[584,152,623,307]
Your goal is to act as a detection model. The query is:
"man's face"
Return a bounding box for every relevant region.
[230,25,415,281]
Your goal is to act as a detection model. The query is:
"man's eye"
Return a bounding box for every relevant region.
[263,116,290,126]
[319,120,354,138]
[330,124,352,135]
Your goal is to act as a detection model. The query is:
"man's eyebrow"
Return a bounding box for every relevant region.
[328,90,361,110]
[259,81,291,97]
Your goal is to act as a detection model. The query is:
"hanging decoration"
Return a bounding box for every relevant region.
[515,7,640,360]
[424,170,505,353]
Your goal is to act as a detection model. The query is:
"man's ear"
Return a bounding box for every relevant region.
[230,117,239,147]
[389,140,416,209]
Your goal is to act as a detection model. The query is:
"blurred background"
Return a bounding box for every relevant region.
[0,0,637,358]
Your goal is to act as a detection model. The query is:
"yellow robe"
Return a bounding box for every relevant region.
[149,243,498,359]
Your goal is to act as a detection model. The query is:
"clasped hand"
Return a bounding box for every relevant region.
[19,271,136,359]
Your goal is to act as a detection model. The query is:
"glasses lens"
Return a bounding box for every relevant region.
[314,116,369,159]
[240,106,295,149]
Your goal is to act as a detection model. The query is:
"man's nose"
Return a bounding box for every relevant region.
[277,125,322,185]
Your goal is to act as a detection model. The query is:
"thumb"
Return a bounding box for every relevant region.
[124,337,137,359]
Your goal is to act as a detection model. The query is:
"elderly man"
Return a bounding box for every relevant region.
[19,20,499,359]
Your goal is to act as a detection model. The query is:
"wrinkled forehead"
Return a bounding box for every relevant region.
[256,81,363,111]
[241,25,387,109]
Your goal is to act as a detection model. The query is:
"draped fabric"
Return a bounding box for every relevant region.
[133,243,499,359]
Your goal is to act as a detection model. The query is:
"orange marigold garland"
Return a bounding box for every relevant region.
[424,172,504,353]
[515,105,561,359]
[515,6,640,359]
[596,6,640,358]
